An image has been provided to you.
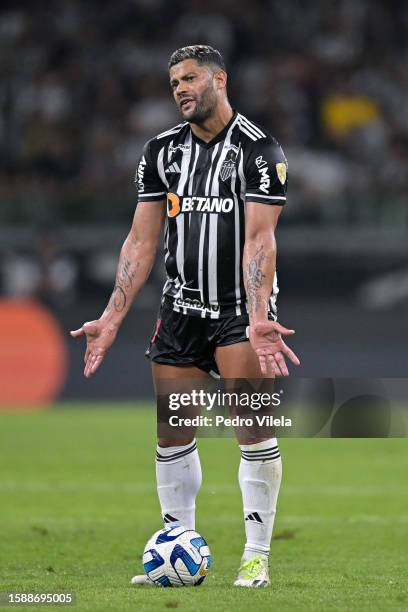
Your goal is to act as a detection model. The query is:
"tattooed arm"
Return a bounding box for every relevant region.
[71,200,165,377]
[102,201,165,325]
[243,204,281,324]
[243,204,300,376]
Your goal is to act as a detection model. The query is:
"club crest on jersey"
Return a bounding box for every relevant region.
[220,147,238,182]
[167,193,234,218]
[276,162,287,185]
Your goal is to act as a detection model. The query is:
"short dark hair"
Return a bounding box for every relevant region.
[168,45,226,72]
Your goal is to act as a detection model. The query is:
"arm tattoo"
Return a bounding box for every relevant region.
[118,257,135,291]
[106,257,139,313]
[108,286,127,312]
[247,245,268,316]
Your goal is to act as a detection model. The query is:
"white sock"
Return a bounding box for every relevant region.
[239,438,282,561]
[156,439,202,530]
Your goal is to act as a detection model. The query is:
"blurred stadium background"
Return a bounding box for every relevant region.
[1,4,407,609]
[0,0,407,406]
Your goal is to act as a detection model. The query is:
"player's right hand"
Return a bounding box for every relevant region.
[70,319,118,378]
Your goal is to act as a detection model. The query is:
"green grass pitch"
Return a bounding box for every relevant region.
[0,406,407,611]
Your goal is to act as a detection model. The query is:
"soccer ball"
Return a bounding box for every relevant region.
[143,525,212,587]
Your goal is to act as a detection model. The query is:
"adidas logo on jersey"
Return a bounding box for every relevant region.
[165,162,181,174]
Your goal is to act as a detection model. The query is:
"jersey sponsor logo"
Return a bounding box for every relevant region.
[255,156,270,193]
[167,193,181,217]
[167,193,234,218]
[175,296,220,314]
[169,143,191,155]
[276,162,287,185]
[255,155,267,169]
[176,286,220,314]
[220,147,238,182]
[136,155,147,192]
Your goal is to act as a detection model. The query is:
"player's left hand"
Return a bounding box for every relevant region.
[249,321,301,377]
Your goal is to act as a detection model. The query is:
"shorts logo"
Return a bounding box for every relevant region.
[166,193,234,217]
[276,162,287,185]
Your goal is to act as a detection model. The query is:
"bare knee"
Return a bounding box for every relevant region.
[158,437,195,447]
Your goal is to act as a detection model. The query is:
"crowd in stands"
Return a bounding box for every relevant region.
[1,0,407,226]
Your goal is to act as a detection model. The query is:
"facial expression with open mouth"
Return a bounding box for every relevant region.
[170,58,218,125]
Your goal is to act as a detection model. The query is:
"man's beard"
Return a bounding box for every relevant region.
[180,85,217,124]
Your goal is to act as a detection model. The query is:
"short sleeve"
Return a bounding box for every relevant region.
[134,140,167,202]
[244,136,288,205]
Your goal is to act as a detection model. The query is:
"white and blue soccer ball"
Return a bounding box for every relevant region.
[143,525,212,587]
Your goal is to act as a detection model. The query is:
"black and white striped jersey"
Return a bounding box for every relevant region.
[135,111,288,319]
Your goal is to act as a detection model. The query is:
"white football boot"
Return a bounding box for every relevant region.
[233,555,270,587]
[130,574,154,586]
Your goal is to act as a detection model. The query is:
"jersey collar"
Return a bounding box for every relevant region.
[190,110,237,149]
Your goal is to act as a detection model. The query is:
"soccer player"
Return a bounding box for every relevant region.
[71,45,300,587]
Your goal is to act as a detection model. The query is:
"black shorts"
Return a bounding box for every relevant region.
[145,300,250,375]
